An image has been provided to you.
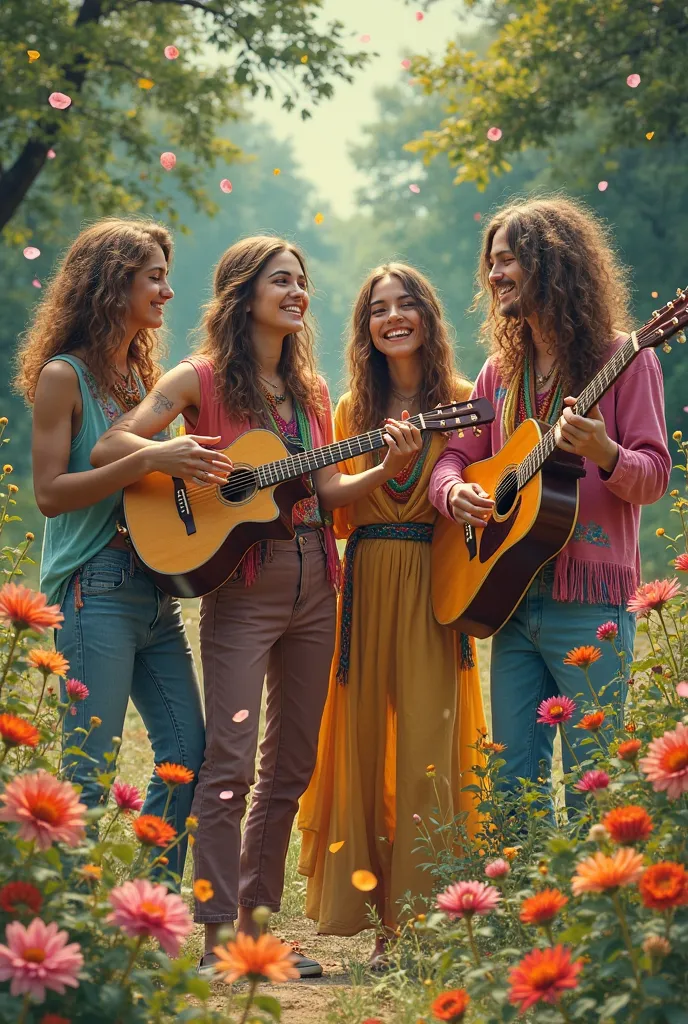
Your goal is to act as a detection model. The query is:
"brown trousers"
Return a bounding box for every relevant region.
[191,535,336,922]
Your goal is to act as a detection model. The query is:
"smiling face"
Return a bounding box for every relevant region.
[368,274,424,360]
[488,225,524,318]
[249,249,309,336]
[126,243,174,332]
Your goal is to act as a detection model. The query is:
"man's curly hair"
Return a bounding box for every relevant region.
[475,196,632,395]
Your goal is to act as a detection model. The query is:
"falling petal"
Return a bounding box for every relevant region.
[473,212,482,221]
[232,709,249,723]
[646,131,654,140]
[314,212,324,225]
[27,50,40,62]
[273,168,281,175]
[32,279,41,288]
[409,183,420,194]
[352,869,378,892]
[360,34,371,43]
[677,681,688,698]
[329,841,345,853]
[23,247,40,260]
[486,126,502,142]
[220,179,232,193]
[219,790,234,800]
[160,152,176,171]
[300,54,308,64]
[48,92,71,110]
[138,77,155,90]
[626,73,641,88]
[401,58,411,70]
[47,148,56,159]
[598,180,608,192]
[415,11,424,20]
[164,45,179,60]
[651,291,658,298]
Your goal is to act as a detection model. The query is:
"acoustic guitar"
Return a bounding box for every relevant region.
[432,288,688,639]
[123,398,495,598]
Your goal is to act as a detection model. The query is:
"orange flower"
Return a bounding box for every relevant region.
[0,713,40,749]
[520,888,568,926]
[193,879,214,902]
[563,645,602,669]
[572,848,644,896]
[508,945,583,1012]
[481,740,507,753]
[154,762,194,786]
[602,805,654,844]
[213,932,299,983]
[0,583,63,632]
[625,721,637,734]
[79,863,102,881]
[27,649,69,677]
[617,739,642,761]
[431,987,470,1021]
[639,862,688,911]
[132,814,176,847]
[576,711,605,732]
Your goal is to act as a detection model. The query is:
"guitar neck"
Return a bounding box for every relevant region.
[518,334,638,487]
[255,414,426,489]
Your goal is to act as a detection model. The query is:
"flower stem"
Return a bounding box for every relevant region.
[32,670,50,721]
[0,626,20,697]
[559,999,575,1024]
[120,934,144,987]
[16,994,31,1024]
[464,914,480,966]
[6,536,33,586]
[559,723,581,768]
[611,891,641,985]
[657,609,681,682]
[583,667,602,707]
[161,782,174,824]
[238,977,259,1024]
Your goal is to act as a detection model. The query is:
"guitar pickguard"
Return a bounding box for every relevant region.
[479,496,522,563]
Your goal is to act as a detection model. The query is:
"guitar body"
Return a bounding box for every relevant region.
[432,420,585,638]
[123,430,309,598]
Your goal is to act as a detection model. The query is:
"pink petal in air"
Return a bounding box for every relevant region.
[598,180,608,192]
[401,59,411,70]
[160,152,176,171]
[487,126,502,142]
[47,149,56,159]
[219,790,234,800]
[32,279,42,288]
[220,179,232,193]
[626,73,641,88]
[232,709,249,723]
[23,247,40,260]
[409,183,420,194]
[164,46,179,60]
[48,92,71,109]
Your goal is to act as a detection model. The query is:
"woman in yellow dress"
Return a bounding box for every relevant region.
[298,263,487,956]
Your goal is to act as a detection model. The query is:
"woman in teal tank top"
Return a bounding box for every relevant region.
[14,218,231,885]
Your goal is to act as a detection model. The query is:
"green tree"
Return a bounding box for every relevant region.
[0,0,369,236]
[406,0,688,189]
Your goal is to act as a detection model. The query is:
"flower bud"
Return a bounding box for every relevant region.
[8,484,18,494]
[656,528,665,537]
[643,934,670,958]
[587,824,608,843]
[252,905,271,927]
[3,465,12,474]
[25,532,35,542]
[185,815,199,833]
[673,430,683,441]
[90,715,102,728]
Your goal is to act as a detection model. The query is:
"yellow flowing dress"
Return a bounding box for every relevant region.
[297,389,487,936]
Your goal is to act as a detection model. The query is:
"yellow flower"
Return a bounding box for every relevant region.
[138,77,154,89]
[8,484,18,494]
[3,465,12,474]
[425,763,436,777]
[671,489,680,497]
[273,168,281,175]
[300,54,308,63]
[90,716,102,728]
[673,430,683,441]
[656,528,665,537]
[185,815,199,833]
[314,212,324,225]
[80,863,102,881]
[503,847,520,861]
[194,878,214,902]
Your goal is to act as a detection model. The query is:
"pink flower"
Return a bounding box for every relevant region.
[485,858,511,880]
[676,682,688,698]
[65,678,89,702]
[639,722,688,800]
[675,553,688,572]
[573,770,610,793]
[596,621,619,642]
[0,918,83,1001]
[412,813,421,823]
[627,578,681,616]
[0,771,86,850]
[436,880,501,919]
[111,779,144,813]
[107,879,193,957]
[536,696,577,726]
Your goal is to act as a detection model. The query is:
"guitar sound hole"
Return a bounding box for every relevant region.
[219,468,258,505]
[494,471,518,517]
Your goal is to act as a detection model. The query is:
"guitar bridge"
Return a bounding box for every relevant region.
[172,477,196,536]
[464,522,477,561]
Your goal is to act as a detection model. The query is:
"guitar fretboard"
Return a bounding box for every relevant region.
[517,335,638,488]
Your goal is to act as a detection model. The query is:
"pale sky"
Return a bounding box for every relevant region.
[251,0,478,217]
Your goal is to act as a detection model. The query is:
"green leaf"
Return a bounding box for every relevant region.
[601,994,631,1017]
[107,842,135,865]
[252,994,282,1020]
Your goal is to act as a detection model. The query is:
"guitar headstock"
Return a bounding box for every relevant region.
[420,397,495,433]
[638,286,688,352]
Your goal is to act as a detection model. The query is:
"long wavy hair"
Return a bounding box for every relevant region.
[346,262,469,435]
[15,218,171,402]
[475,196,631,394]
[195,236,323,419]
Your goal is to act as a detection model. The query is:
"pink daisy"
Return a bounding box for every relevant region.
[573,770,610,793]
[65,679,89,702]
[436,880,501,919]
[0,770,86,850]
[111,779,144,813]
[107,879,193,957]
[674,553,688,572]
[627,578,681,616]
[596,621,618,642]
[639,722,688,800]
[484,858,511,880]
[0,918,83,1001]
[536,696,577,726]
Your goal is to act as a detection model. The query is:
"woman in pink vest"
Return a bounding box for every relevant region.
[93,236,421,976]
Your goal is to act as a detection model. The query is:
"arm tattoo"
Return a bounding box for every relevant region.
[151,389,174,415]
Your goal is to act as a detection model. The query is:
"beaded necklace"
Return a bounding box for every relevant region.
[518,349,562,426]
[379,433,432,504]
[111,367,142,412]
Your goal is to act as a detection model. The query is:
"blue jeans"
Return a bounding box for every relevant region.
[56,548,205,878]
[490,567,635,813]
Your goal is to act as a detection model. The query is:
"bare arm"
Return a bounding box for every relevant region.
[91,362,232,484]
[32,361,154,518]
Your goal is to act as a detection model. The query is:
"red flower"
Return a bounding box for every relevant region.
[65,679,89,703]
[0,881,42,915]
[132,815,176,848]
[155,762,194,786]
[602,805,653,844]
[508,945,583,1012]
[576,711,605,732]
[617,739,642,762]
[519,888,568,926]
[431,988,470,1021]
[563,646,602,669]
[596,621,619,641]
[111,779,143,813]
[536,696,577,726]
[0,584,63,632]
[573,770,610,793]
[639,862,688,911]
[0,714,40,749]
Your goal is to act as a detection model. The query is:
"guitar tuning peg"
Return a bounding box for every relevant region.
[662,342,672,353]
[677,331,686,344]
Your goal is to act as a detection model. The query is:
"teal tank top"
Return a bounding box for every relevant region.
[39,355,144,606]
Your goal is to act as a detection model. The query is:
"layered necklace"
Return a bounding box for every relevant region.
[259,375,287,404]
[111,365,141,411]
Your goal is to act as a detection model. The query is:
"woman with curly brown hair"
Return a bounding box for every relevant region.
[15,218,220,882]
[430,196,671,811]
[93,236,421,976]
[297,262,487,957]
